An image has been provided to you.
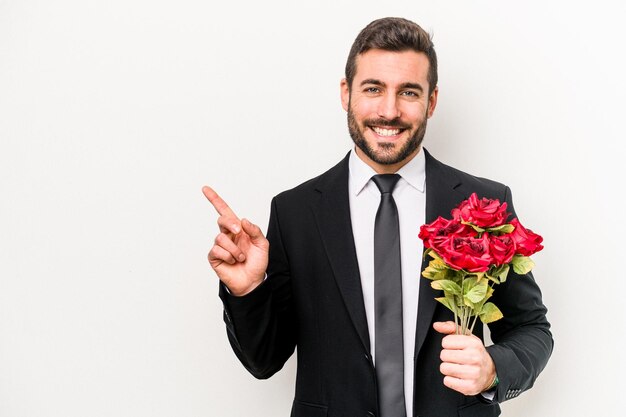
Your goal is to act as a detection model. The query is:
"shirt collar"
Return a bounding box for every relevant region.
[348,147,426,196]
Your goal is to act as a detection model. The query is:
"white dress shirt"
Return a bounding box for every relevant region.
[348,148,426,417]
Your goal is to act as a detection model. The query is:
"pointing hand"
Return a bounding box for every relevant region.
[203,186,269,296]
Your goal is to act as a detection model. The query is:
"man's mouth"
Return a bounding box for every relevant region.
[370,126,405,137]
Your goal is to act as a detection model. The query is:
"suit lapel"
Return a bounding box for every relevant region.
[312,153,371,353]
[415,149,467,358]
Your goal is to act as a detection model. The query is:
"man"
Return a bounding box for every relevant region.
[204,17,552,417]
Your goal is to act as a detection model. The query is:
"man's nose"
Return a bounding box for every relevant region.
[377,94,402,120]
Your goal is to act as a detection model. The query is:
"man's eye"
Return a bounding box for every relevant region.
[365,87,380,93]
[401,91,418,97]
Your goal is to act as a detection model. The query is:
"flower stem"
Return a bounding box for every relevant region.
[469,312,479,334]
[460,306,467,335]
[454,301,459,335]
[459,306,464,334]
[460,274,466,334]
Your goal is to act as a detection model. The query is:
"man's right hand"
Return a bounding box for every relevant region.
[203,186,269,296]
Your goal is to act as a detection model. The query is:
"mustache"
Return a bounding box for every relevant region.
[364,118,411,130]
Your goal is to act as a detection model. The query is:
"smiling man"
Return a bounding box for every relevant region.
[342,48,436,173]
[204,17,552,417]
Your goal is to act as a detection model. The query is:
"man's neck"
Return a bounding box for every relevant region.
[354,147,421,174]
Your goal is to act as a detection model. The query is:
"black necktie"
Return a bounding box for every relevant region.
[372,174,406,417]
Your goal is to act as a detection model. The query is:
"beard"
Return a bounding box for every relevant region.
[347,103,428,166]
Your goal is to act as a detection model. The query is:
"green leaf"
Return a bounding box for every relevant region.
[463,275,489,303]
[487,224,515,234]
[484,271,498,284]
[462,276,477,292]
[466,280,489,304]
[497,264,510,282]
[422,270,435,280]
[483,285,495,303]
[471,285,495,313]
[511,255,535,275]
[423,259,451,280]
[479,302,504,324]
[435,296,457,314]
[448,269,465,281]
[461,220,485,233]
[460,277,487,310]
[473,272,486,283]
[431,280,462,296]
[488,264,510,284]
[426,249,445,263]
[465,280,488,304]
[430,258,448,272]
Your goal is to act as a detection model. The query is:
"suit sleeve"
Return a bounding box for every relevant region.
[485,186,554,403]
[218,197,296,379]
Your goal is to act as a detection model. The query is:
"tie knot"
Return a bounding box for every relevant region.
[371,174,401,195]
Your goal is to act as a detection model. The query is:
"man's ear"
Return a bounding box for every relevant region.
[427,86,439,118]
[340,78,350,111]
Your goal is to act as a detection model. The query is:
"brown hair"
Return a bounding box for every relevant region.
[345,17,438,94]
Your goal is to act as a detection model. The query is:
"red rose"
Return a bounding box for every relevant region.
[419,216,473,250]
[489,235,516,266]
[432,234,492,272]
[451,193,510,228]
[509,218,544,256]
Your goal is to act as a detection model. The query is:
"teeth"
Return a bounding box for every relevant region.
[372,127,401,137]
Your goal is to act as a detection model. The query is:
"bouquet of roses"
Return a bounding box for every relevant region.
[419,193,543,335]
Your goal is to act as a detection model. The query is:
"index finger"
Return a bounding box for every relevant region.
[202,186,239,219]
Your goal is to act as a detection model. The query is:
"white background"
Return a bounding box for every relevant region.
[1,0,625,416]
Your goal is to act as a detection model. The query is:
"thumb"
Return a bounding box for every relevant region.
[433,321,457,335]
[241,219,267,245]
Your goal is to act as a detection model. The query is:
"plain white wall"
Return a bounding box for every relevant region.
[1,0,625,416]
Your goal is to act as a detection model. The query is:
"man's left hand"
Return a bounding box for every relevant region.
[433,321,496,396]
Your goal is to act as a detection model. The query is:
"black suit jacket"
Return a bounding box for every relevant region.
[219,150,553,417]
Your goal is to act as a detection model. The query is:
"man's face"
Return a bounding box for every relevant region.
[341,49,438,173]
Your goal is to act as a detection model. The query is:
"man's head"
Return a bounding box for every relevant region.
[341,17,439,174]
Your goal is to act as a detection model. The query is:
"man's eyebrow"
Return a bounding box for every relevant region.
[360,79,385,87]
[399,82,424,92]
[359,79,425,92]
